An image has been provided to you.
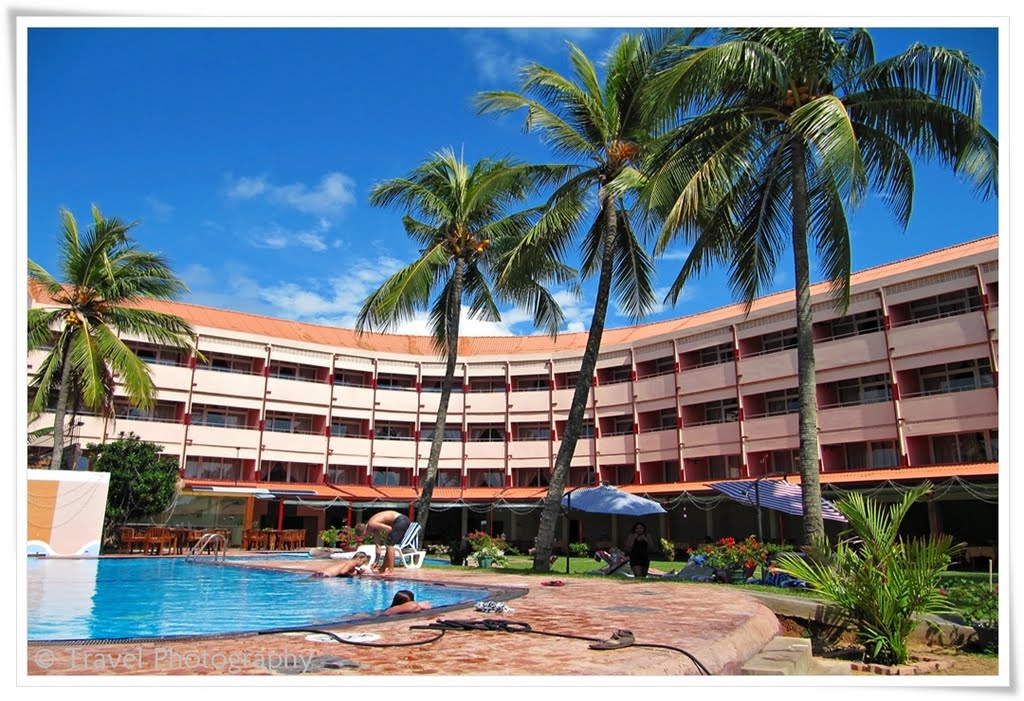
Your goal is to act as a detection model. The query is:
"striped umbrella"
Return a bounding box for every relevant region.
[708,479,848,522]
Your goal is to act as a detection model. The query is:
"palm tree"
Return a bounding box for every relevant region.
[355,148,574,533]
[28,205,199,470]
[477,31,684,571]
[645,28,997,544]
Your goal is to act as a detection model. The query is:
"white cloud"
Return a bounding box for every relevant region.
[659,246,692,261]
[144,195,174,220]
[248,219,334,252]
[226,171,356,217]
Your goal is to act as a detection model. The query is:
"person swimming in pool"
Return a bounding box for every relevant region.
[383,589,432,615]
[357,510,412,576]
[310,551,371,578]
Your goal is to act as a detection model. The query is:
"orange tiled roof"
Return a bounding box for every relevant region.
[183,480,342,499]
[28,235,997,358]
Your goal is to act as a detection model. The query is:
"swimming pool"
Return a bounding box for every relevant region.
[27,557,486,642]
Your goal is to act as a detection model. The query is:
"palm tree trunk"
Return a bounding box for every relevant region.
[791,139,825,545]
[415,257,464,532]
[532,188,618,572]
[49,346,73,470]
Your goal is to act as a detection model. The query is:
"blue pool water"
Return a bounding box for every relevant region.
[27,557,485,642]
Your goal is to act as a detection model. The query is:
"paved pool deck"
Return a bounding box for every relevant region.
[26,554,783,678]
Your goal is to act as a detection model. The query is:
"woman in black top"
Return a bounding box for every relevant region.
[625,522,653,577]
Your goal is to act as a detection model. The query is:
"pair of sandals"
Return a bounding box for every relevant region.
[589,629,635,650]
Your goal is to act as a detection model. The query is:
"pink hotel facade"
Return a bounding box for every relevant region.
[27,236,1000,552]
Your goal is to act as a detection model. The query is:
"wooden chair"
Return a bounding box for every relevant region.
[242,529,259,550]
[143,527,175,556]
[118,527,146,554]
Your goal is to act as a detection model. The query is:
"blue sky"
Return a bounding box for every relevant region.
[25,23,1000,338]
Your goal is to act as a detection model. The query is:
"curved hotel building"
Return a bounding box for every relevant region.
[27,236,1000,554]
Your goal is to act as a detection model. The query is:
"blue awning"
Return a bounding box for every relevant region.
[708,479,847,522]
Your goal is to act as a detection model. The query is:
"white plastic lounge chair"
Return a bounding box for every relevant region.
[587,549,634,577]
[330,544,378,567]
[396,522,426,569]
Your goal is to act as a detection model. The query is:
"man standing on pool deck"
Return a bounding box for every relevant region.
[357,510,410,575]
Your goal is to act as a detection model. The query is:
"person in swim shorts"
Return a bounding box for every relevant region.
[357,510,411,575]
[310,551,370,578]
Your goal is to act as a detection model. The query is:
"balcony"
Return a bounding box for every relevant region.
[332,384,375,409]
[680,421,741,458]
[372,436,417,461]
[261,428,328,458]
[507,390,555,413]
[464,441,506,468]
[818,401,897,445]
[416,439,464,462]
[114,417,186,446]
[742,413,799,453]
[145,362,195,391]
[814,331,888,371]
[266,376,330,405]
[463,392,510,415]
[593,381,632,407]
[192,367,266,397]
[679,358,737,397]
[736,348,797,386]
[899,387,997,437]
[634,428,679,462]
[888,311,989,359]
[420,390,465,416]
[187,423,261,451]
[632,372,676,401]
[596,433,635,462]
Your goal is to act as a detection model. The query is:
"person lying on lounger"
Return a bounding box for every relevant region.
[310,551,371,578]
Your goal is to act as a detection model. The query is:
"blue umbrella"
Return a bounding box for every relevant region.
[709,479,847,522]
[561,483,667,516]
[560,484,666,574]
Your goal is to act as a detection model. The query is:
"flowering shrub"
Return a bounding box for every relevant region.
[688,536,792,572]
[320,526,369,549]
[467,530,509,567]
[426,543,450,555]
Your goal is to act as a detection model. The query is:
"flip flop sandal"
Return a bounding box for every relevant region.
[589,629,635,650]
[541,580,565,587]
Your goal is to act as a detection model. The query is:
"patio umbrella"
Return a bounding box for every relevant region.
[561,483,667,516]
[559,484,666,574]
[708,479,848,523]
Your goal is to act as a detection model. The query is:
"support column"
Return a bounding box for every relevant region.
[927,498,943,538]
[705,506,715,540]
[460,508,468,538]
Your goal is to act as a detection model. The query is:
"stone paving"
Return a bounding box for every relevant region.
[27,555,782,678]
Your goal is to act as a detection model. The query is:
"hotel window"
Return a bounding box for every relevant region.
[638,356,676,378]
[371,466,409,486]
[513,375,550,391]
[437,470,462,487]
[474,471,505,488]
[374,422,413,440]
[469,425,505,442]
[556,371,582,389]
[420,426,462,441]
[333,370,370,387]
[599,365,632,384]
[764,388,800,416]
[771,449,799,472]
[579,420,595,438]
[708,455,741,480]
[843,440,898,469]
[124,341,187,366]
[919,359,993,396]
[327,465,362,484]
[114,399,179,422]
[604,415,634,436]
[760,328,798,353]
[200,352,256,375]
[469,376,506,393]
[184,457,241,481]
[268,361,319,382]
[190,405,250,429]
[515,423,551,441]
[835,374,893,406]
[376,373,415,390]
[824,309,883,340]
[930,431,995,464]
[695,342,734,367]
[421,377,463,393]
[658,409,677,430]
[330,418,363,437]
[907,288,982,323]
[264,411,314,434]
[702,398,739,424]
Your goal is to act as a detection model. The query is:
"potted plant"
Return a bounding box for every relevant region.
[319,527,341,547]
[687,536,790,582]
[467,530,509,568]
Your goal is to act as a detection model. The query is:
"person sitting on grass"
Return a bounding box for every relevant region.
[310,551,371,578]
[384,589,432,615]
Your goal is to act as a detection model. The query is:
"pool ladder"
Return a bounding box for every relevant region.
[185,533,226,562]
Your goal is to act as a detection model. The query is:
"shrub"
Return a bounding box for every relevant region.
[319,527,341,546]
[686,536,791,572]
[659,538,676,561]
[568,542,590,558]
[775,482,962,666]
[466,530,509,566]
[943,581,998,627]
